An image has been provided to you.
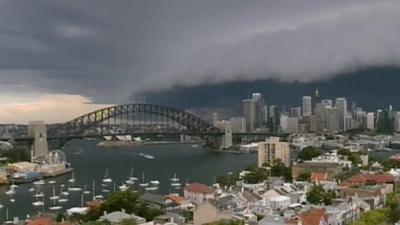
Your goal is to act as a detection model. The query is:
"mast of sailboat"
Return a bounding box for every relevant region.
[92,180,95,200]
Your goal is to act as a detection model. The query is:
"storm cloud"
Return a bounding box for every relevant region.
[0,0,400,103]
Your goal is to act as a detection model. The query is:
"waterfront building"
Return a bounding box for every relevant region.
[335,97,348,131]
[302,96,312,117]
[230,117,246,133]
[258,137,290,167]
[367,112,375,130]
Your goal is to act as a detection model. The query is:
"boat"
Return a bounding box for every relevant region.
[68,186,82,192]
[59,186,68,203]
[48,180,56,184]
[119,183,129,191]
[5,188,16,195]
[32,201,44,207]
[49,206,62,211]
[171,182,182,187]
[128,167,138,181]
[94,195,104,200]
[49,186,60,201]
[170,173,180,183]
[139,153,155,160]
[28,187,35,192]
[10,184,18,189]
[126,179,135,185]
[33,180,45,186]
[83,185,91,195]
[150,180,160,185]
[101,189,110,193]
[139,173,149,187]
[145,186,158,191]
[10,199,15,203]
[102,169,113,183]
[10,172,42,184]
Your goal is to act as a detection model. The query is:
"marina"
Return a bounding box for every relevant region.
[0,140,255,220]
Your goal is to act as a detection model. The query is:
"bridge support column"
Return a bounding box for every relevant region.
[28,121,49,161]
[214,120,233,150]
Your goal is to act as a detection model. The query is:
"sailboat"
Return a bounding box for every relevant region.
[119,182,129,191]
[139,172,149,187]
[32,187,44,207]
[5,187,16,196]
[59,185,68,203]
[68,172,82,192]
[49,186,60,201]
[126,167,137,185]
[83,184,91,195]
[102,169,113,184]
[49,186,62,211]
[170,173,181,187]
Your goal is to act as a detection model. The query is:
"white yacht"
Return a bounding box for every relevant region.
[119,183,129,191]
[5,188,15,196]
[32,201,44,207]
[150,180,160,186]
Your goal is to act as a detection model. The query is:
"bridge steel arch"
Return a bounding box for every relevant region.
[48,103,222,145]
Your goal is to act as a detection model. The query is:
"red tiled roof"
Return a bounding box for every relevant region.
[185,183,213,194]
[345,174,395,186]
[286,208,328,225]
[166,195,187,204]
[311,172,328,182]
[27,216,54,225]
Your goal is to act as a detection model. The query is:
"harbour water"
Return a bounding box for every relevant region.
[0,140,256,220]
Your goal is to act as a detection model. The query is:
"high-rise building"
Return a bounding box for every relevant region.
[268,105,280,132]
[325,106,340,133]
[280,115,298,133]
[290,106,302,118]
[242,99,257,132]
[394,112,400,132]
[367,112,375,130]
[252,93,266,128]
[230,117,246,133]
[335,98,347,131]
[242,93,266,131]
[212,113,219,126]
[258,137,290,167]
[302,96,312,117]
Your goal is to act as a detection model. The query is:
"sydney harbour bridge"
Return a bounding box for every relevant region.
[7,103,283,149]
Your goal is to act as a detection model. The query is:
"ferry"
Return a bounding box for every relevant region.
[10,172,42,184]
[138,153,155,160]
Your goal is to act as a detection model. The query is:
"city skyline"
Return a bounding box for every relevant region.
[0,1,400,122]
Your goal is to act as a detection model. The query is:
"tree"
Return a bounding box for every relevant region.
[297,172,311,182]
[297,147,322,161]
[1,147,29,163]
[120,219,137,225]
[306,185,336,205]
[204,219,244,225]
[270,160,292,182]
[243,167,268,184]
[101,191,139,213]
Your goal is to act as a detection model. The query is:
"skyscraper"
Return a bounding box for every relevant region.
[335,97,347,131]
[242,93,265,131]
[302,96,312,117]
[367,112,375,130]
[242,99,257,132]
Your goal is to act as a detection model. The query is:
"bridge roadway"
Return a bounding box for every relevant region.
[2,132,287,143]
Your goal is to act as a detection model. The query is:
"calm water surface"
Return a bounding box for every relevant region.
[0,140,256,220]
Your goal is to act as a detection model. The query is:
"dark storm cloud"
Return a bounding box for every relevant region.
[0,0,399,102]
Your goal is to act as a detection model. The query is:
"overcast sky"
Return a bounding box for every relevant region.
[1,0,400,123]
